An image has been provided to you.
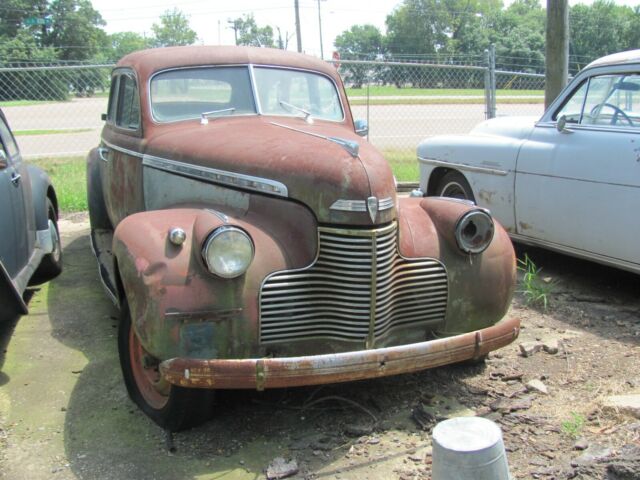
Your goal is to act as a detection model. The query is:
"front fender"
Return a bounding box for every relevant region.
[397,197,516,336]
[113,198,317,362]
[26,164,56,230]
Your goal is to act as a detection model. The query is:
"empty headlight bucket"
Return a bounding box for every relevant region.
[455,209,495,254]
[202,226,254,278]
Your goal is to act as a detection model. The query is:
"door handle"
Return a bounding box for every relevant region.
[10,172,21,186]
[98,147,110,162]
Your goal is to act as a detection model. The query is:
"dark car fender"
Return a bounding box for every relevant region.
[397,197,516,336]
[112,197,317,362]
[25,164,57,230]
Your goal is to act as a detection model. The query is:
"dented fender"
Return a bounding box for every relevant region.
[113,198,317,361]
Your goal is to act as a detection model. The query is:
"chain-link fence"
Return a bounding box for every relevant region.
[0,56,545,161]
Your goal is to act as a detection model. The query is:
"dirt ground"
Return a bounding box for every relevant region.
[1,213,639,480]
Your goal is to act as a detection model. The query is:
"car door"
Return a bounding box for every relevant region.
[0,115,32,279]
[514,69,640,268]
[101,70,143,225]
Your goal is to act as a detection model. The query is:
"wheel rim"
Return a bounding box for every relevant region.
[440,181,468,199]
[129,328,170,410]
[48,219,61,263]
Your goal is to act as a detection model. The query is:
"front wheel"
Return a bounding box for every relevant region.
[118,298,213,431]
[435,171,475,203]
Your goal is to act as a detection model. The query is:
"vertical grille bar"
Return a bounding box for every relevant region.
[259,223,447,344]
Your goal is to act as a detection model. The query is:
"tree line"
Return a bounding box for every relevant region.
[335,0,640,87]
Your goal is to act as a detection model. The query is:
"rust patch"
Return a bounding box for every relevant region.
[519,221,532,231]
[478,189,497,204]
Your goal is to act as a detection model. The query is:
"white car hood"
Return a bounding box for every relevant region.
[470,116,538,140]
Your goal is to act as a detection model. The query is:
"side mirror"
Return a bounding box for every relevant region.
[354,119,368,137]
[556,115,573,134]
[0,150,7,169]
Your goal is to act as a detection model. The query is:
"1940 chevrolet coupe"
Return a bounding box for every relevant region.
[87,46,520,431]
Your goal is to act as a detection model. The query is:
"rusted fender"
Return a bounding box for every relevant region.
[160,316,520,390]
[112,198,317,361]
[397,197,516,335]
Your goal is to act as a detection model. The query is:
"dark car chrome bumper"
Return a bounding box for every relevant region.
[160,316,520,390]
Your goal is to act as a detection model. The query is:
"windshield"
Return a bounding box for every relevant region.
[150,67,256,122]
[253,67,343,121]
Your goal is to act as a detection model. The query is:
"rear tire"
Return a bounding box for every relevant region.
[435,171,475,202]
[31,198,62,284]
[118,298,213,431]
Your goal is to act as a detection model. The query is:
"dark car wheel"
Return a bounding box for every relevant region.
[435,171,475,202]
[118,298,213,431]
[30,198,63,284]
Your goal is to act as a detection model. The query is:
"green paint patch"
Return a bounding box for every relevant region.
[14,128,93,136]
[30,156,87,212]
[384,149,419,182]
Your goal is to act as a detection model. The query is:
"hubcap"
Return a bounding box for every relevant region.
[441,181,467,200]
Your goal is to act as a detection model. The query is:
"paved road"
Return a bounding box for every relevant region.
[4,99,544,158]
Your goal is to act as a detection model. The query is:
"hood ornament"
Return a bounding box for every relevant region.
[367,196,378,222]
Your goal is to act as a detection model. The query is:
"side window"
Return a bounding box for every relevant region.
[0,118,20,158]
[106,75,120,123]
[116,74,141,130]
[556,73,640,129]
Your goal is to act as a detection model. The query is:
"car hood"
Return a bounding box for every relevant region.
[144,116,396,226]
[470,116,538,139]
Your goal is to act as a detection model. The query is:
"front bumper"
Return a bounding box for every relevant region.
[160,316,520,391]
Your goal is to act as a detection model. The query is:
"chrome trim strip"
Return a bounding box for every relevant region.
[535,121,640,135]
[101,139,143,159]
[141,154,289,198]
[330,197,395,213]
[418,156,509,176]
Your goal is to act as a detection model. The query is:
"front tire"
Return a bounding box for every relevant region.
[435,171,475,202]
[118,298,213,431]
[31,198,62,284]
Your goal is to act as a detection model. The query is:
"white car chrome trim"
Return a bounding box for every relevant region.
[418,156,509,176]
[510,233,640,274]
[142,154,289,198]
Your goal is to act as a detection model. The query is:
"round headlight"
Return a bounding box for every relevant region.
[202,226,254,278]
[455,209,494,254]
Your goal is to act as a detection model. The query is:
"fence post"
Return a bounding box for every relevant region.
[484,44,496,119]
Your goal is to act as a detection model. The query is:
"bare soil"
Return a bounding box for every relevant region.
[0,214,639,480]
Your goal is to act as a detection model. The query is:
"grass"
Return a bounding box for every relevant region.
[29,156,86,212]
[14,128,93,136]
[561,412,585,439]
[383,148,419,182]
[346,86,543,97]
[517,253,555,310]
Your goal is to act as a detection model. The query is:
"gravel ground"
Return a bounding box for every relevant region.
[0,214,638,480]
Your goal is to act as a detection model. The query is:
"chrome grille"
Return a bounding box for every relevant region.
[259,222,448,344]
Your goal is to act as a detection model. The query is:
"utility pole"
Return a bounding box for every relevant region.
[545,0,569,108]
[317,0,324,59]
[228,19,240,45]
[294,0,302,53]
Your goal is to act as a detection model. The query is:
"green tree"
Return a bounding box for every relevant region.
[44,0,107,61]
[108,31,150,62]
[335,24,385,88]
[151,8,197,47]
[229,14,275,47]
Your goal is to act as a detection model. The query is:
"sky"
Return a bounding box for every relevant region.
[90,0,640,60]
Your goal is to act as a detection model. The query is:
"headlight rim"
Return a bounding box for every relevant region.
[201,225,255,278]
[454,208,495,255]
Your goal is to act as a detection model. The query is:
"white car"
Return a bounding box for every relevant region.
[417,49,640,274]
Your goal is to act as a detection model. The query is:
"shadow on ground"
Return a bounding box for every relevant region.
[45,231,492,480]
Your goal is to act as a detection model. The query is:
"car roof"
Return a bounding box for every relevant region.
[586,49,640,69]
[117,45,339,81]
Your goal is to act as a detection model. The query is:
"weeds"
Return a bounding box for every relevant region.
[561,412,585,439]
[517,253,555,310]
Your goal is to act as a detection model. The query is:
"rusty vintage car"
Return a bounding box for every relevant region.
[87,46,520,431]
